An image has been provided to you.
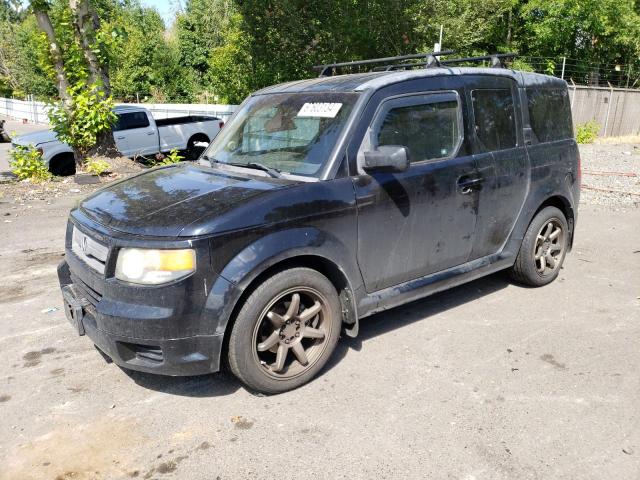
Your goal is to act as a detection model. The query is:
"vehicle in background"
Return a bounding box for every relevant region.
[0,119,10,142]
[57,52,580,394]
[11,105,223,175]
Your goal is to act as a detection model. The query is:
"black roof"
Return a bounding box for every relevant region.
[253,68,567,96]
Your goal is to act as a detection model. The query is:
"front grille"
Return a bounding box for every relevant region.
[72,227,109,273]
[70,272,103,307]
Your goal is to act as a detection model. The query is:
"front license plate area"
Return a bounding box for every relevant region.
[61,285,89,336]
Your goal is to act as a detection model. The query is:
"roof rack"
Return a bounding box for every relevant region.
[313,50,455,77]
[440,53,518,69]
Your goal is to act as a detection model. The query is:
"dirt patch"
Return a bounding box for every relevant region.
[22,347,57,368]
[0,417,142,480]
[231,415,254,430]
[196,441,210,451]
[540,353,566,370]
[0,394,10,402]
[0,284,43,304]
[0,156,147,204]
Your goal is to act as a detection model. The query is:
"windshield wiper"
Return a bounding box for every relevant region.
[228,162,283,178]
[202,155,219,168]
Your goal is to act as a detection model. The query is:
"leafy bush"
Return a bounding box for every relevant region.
[48,82,117,162]
[9,146,52,181]
[576,121,600,144]
[153,148,184,166]
[84,158,111,176]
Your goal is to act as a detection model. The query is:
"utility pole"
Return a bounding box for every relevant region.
[434,25,443,53]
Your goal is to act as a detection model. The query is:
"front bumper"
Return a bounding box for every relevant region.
[58,255,225,377]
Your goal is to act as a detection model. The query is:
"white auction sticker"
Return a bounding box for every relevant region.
[297,102,342,118]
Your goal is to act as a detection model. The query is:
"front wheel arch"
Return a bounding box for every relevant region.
[218,254,359,372]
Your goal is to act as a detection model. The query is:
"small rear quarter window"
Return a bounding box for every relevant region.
[526,88,573,142]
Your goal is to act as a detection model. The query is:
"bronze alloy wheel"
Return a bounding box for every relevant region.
[252,287,332,380]
[533,218,565,276]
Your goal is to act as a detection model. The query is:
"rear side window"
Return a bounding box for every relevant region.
[375,96,461,163]
[526,88,573,142]
[114,112,150,131]
[471,89,517,151]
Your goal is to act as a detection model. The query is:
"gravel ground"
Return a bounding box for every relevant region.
[580,143,640,208]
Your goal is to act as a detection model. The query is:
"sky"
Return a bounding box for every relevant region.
[140,0,179,26]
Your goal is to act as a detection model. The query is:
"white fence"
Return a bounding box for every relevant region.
[0,97,238,125]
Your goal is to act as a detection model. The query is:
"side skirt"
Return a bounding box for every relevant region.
[357,254,515,320]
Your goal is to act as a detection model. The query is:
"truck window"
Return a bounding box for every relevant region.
[471,89,516,151]
[376,97,461,163]
[526,88,573,142]
[114,112,150,131]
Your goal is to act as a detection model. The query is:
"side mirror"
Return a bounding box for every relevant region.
[363,145,409,173]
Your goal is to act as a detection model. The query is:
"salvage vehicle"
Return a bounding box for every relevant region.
[58,53,580,394]
[11,105,223,175]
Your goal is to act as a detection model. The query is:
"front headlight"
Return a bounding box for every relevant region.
[115,248,196,285]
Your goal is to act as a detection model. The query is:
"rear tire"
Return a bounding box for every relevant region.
[186,135,208,160]
[509,206,569,287]
[227,268,341,394]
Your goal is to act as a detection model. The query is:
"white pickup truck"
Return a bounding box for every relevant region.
[11,105,223,175]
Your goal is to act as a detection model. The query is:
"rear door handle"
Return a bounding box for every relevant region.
[457,176,483,194]
[146,131,155,136]
[115,136,125,140]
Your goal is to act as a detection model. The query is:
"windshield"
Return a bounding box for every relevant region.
[203,92,359,177]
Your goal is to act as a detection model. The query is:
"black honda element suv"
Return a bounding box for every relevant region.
[58,53,580,394]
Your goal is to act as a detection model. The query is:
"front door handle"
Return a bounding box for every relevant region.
[146,131,155,136]
[115,136,125,140]
[457,176,483,195]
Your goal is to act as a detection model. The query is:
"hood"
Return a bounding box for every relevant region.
[12,129,59,146]
[78,163,296,237]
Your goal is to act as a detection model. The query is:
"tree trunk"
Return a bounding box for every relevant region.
[88,130,119,158]
[33,9,72,110]
[33,7,85,167]
[69,0,118,157]
[69,0,110,95]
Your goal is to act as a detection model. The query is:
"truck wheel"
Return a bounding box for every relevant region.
[186,135,208,160]
[227,268,341,394]
[49,153,76,176]
[509,206,569,287]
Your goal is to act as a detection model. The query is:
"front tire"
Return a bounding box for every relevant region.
[227,268,341,394]
[509,206,569,287]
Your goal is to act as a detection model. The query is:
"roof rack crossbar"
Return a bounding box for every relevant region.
[441,53,518,69]
[314,50,454,77]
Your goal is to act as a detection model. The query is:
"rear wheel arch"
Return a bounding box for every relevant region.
[532,195,575,246]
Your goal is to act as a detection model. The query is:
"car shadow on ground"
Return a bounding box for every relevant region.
[122,368,242,397]
[122,272,512,397]
[322,271,512,374]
